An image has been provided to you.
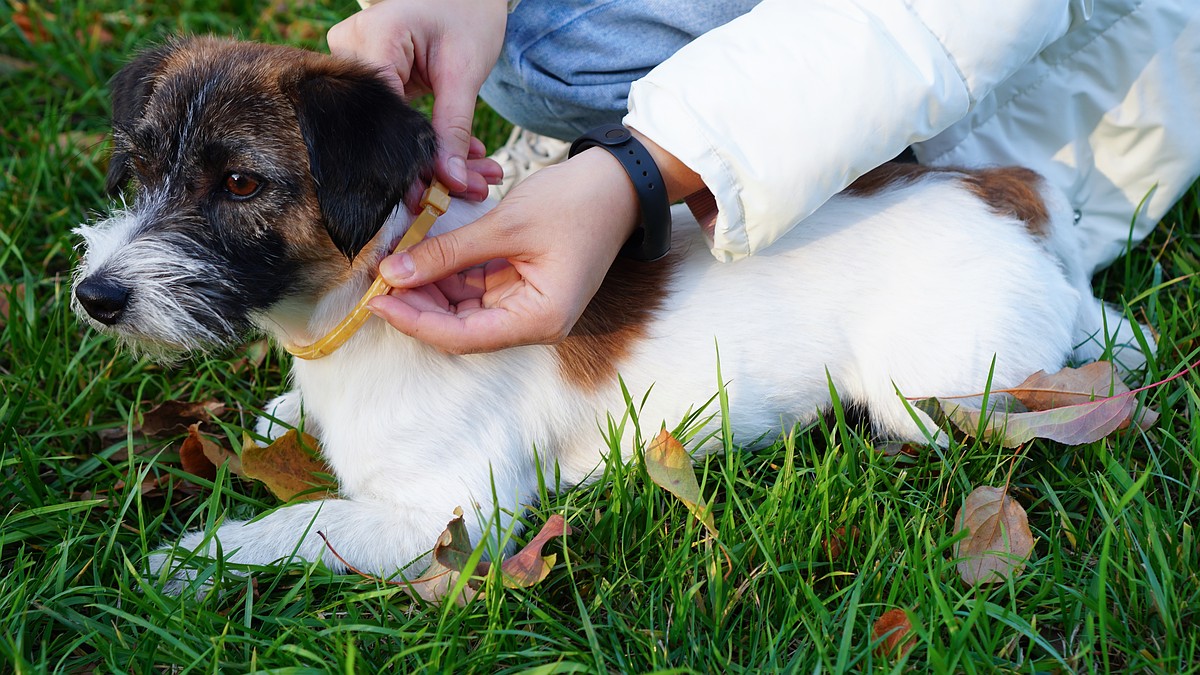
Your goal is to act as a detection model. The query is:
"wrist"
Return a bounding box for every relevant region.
[569,125,673,261]
[627,127,704,203]
[568,147,641,246]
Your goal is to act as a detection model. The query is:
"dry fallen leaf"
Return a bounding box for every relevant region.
[241,430,336,501]
[500,514,573,588]
[909,361,1169,447]
[431,506,476,572]
[1006,362,1126,410]
[140,399,226,437]
[1006,362,1159,432]
[918,393,1137,447]
[0,283,27,330]
[645,429,717,537]
[872,608,916,657]
[953,486,1034,584]
[407,507,479,605]
[230,339,270,374]
[823,526,860,561]
[323,509,573,606]
[12,2,54,43]
[913,361,1160,447]
[179,423,243,481]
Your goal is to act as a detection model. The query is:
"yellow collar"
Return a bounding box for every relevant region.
[284,181,451,360]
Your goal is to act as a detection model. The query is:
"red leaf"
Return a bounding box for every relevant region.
[178,423,242,481]
[872,608,916,657]
[500,514,573,588]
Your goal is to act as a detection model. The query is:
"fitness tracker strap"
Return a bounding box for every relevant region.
[568,124,671,261]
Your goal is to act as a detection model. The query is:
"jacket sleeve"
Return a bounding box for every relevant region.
[623,0,1081,261]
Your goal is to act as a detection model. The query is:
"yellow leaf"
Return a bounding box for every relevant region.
[241,430,336,502]
[645,429,717,537]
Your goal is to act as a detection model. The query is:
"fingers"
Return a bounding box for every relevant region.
[367,293,525,354]
[327,12,413,97]
[378,213,516,289]
[444,138,502,201]
[430,85,482,192]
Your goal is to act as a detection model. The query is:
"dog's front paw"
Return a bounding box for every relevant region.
[147,530,218,595]
[255,390,318,441]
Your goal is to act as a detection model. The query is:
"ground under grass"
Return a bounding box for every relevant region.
[2,2,1198,672]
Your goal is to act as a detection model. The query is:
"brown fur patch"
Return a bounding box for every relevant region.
[843,162,954,196]
[844,163,1050,236]
[960,167,1051,237]
[555,254,677,391]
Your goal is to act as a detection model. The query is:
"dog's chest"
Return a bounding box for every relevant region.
[288,334,597,497]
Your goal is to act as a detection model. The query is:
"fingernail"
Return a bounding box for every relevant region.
[379,252,415,282]
[448,156,468,187]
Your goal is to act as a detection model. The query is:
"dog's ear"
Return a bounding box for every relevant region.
[105,41,178,197]
[291,67,436,261]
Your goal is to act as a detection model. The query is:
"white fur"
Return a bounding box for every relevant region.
[145,172,1151,589]
[73,190,239,358]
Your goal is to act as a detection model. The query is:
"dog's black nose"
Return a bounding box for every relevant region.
[75,277,130,325]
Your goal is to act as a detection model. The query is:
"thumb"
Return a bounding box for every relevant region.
[380,215,513,288]
[430,86,479,191]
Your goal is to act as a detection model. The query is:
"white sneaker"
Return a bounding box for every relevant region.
[488,127,571,200]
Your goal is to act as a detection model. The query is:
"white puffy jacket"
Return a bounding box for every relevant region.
[624,0,1200,274]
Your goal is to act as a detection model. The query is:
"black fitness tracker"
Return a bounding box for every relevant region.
[568,124,672,262]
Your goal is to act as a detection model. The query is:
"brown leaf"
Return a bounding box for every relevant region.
[324,509,574,606]
[179,423,242,481]
[140,399,226,437]
[241,430,335,501]
[823,526,860,561]
[872,608,916,657]
[432,507,476,573]
[12,2,54,43]
[914,361,1158,446]
[953,486,1034,584]
[230,339,270,374]
[408,560,477,606]
[0,284,25,330]
[645,429,717,537]
[407,506,480,605]
[500,514,573,588]
[1007,362,1127,410]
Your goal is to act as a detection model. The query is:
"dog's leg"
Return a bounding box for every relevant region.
[254,390,320,441]
[866,392,948,448]
[1033,183,1156,376]
[151,497,468,594]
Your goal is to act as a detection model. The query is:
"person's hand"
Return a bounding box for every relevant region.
[365,147,641,353]
[327,0,508,199]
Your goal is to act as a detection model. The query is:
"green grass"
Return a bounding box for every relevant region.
[3,1,1199,672]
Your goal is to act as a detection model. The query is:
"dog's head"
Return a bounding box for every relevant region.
[72,36,435,356]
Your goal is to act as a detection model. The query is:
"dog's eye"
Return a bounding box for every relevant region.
[223,172,262,200]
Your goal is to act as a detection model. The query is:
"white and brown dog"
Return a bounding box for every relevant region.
[73,37,1145,588]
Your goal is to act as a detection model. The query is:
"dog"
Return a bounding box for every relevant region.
[73,37,1147,589]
